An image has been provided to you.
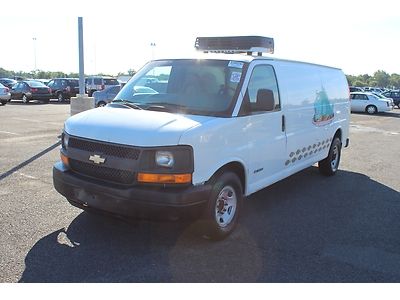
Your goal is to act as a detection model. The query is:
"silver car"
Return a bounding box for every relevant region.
[0,83,11,105]
[94,85,158,107]
[93,85,121,107]
[350,92,393,114]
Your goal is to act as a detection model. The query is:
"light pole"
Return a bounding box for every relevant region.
[32,37,37,71]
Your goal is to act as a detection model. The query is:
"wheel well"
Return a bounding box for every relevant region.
[334,128,342,144]
[208,162,246,194]
[366,104,377,112]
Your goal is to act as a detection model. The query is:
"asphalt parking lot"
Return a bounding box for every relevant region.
[0,101,399,282]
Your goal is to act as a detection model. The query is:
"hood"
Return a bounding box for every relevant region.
[64,106,213,147]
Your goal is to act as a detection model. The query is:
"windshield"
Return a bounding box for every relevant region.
[27,81,47,87]
[115,59,246,117]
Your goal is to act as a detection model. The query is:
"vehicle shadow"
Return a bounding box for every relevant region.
[19,168,400,282]
[351,111,400,118]
[377,111,400,118]
[7,100,69,105]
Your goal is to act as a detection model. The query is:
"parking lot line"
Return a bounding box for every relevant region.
[0,130,19,136]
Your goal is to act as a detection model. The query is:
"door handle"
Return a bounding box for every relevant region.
[282,115,286,132]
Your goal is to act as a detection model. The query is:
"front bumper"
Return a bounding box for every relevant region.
[53,162,211,220]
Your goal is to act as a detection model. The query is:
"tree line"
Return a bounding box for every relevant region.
[0,68,136,80]
[346,70,400,89]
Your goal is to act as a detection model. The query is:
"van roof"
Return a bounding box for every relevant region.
[153,53,342,71]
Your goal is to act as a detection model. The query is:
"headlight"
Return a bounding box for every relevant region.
[62,132,69,149]
[155,151,174,168]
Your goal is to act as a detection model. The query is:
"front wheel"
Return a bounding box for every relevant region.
[366,105,377,114]
[203,172,243,240]
[318,137,341,176]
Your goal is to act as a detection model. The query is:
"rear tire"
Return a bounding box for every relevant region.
[202,172,243,240]
[22,94,29,104]
[57,92,64,102]
[318,137,341,176]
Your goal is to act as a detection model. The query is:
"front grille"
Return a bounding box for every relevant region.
[69,159,135,184]
[69,137,140,160]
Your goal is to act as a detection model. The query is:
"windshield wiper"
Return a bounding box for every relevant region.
[145,102,187,112]
[111,100,143,110]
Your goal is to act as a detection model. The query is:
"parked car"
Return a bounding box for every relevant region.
[94,85,158,107]
[36,79,51,86]
[0,78,17,89]
[93,85,121,107]
[47,78,79,102]
[364,87,384,93]
[85,76,120,96]
[349,86,363,93]
[0,83,11,105]
[350,92,393,114]
[382,90,400,108]
[10,80,51,104]
[372,92,394,107]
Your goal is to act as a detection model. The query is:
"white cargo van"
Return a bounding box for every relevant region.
[53,36,350,239]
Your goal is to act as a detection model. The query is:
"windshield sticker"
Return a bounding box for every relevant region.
[230,72,242,83]
[228,61,244,69]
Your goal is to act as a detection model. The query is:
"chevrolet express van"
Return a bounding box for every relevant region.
[53,36,350,239]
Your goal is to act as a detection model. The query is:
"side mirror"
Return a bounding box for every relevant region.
[256,89,275,111]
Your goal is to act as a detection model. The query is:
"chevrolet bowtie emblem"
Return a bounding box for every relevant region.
[89,154,106,164]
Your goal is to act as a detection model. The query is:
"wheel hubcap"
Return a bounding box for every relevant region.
[331,145,339,171]
[367,106,375,114]
[215,186,237,228]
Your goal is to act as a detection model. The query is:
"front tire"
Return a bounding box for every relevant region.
[366,105,377,114]
[97,101,107,107]
[203,172,243,240]
[318,137,341,176]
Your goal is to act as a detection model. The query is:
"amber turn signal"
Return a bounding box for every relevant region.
[60,152,69,166]
[137,173,192,184]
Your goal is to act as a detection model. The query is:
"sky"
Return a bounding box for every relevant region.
[1,0,399,76]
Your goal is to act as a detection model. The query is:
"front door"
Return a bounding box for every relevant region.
[238,63,287,194]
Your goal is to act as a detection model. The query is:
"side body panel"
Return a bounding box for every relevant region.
[271,61,349,178]
[182,59,349,197]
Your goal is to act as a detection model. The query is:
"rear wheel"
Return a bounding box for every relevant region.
[57,92,64,102]
[202,172,243,240]
[318,137,341,176]
[366,105,377,114]
[22,94,29,104]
